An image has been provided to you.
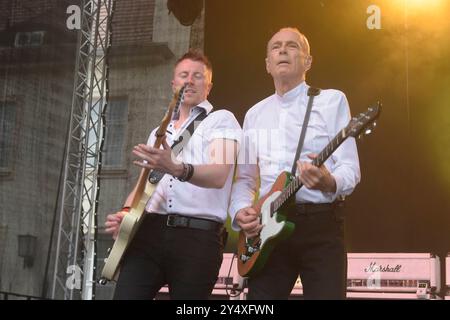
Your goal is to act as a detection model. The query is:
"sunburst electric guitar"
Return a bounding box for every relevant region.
[100,85,186,282]
[237,103,381,277]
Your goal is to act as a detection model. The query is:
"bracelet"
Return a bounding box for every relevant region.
[185,163,194,181]
[177,163,194,182]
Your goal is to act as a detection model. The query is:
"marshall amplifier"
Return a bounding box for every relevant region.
[346,253,441,299]
[289,253,441,299]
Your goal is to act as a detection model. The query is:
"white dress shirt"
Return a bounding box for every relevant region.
[229,82,361,228]
[144,100,241,223]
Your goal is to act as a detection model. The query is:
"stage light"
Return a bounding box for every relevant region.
[390,0,447,14]
[405,0,444,9]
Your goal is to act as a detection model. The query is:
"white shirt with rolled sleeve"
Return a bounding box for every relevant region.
[144,100,241,223]
[229,82,361,230]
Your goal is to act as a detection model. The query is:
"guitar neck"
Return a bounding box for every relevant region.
[271,128,347,213]
[127,86,186,209]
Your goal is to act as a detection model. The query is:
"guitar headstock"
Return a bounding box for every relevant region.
[160,84,187,124]
[346,102,382,139]
[171,84,187,120]
[154,84,187,140]
[170,84,187,117]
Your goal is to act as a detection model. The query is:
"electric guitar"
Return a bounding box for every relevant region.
[237,102,381,277]
[100,85,186,282]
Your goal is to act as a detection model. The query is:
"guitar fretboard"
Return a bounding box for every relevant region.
[270,128,347,214]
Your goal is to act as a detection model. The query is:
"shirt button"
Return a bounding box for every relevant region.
[169,205,172,208]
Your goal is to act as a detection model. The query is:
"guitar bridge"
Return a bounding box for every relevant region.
[240,254,250,262]
[246,245,259,254]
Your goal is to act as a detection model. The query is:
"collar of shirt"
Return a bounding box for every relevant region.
[275,81,308,107]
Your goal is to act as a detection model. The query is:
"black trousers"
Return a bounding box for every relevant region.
[113,214,225,300]
[247,205,347,300]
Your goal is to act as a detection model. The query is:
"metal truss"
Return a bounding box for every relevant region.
[51,0,114,300]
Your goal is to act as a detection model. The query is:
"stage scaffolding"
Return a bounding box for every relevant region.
[51,0,114,300]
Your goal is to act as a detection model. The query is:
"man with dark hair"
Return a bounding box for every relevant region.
[229,28,360,299]
[105,49,241,299]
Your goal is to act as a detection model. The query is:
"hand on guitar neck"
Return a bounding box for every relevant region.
[296,153,337,193]
[105,209,129,240]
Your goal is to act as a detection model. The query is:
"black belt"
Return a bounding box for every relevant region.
[148,213,223,232]
[293,201,343,216]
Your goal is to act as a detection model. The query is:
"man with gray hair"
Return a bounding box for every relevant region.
[230,27,361,299]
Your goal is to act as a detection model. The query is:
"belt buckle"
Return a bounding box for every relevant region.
[166,215,189,228]
[166,215,177,227]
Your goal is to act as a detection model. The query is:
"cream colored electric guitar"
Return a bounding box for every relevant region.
[100,85,186,282]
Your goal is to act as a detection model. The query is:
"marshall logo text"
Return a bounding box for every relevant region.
[364,262,402,273]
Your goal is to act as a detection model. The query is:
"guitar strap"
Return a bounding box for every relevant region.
[290,87,321,176]
[148,109,208,184]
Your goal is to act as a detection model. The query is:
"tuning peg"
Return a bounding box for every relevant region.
[373,121,377,127]
[364,128,372,135]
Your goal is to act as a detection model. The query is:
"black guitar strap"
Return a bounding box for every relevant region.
[148,109,208,184]
[290,87,321,176]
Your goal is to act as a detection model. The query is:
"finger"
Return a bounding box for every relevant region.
[105,221,118,228]
[106,214,122,222]
[136,144,160,155]
[133,160,153,169]
[137,144,153,152]
[246,225,263,238]
[307,153,318,160]
[245,207,258,216]
[238,217,257,229]
[298,173,313,188]
[105,227,117,234]
[117,211,127,218]
[243,218,263,231]
[248,224,264,237]
[305,176,318,189]
[301,162,320,179]
[106,215,117,223]
[132,149,150,162]
[133,147,161,162]
[248,223,263,234]
[240,214,259,224]
[306,166,323,181]
[242,220,261,231]
[162,137,170,150]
